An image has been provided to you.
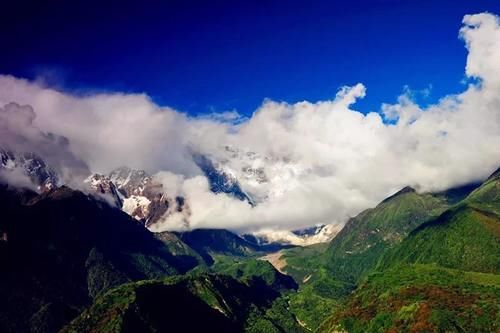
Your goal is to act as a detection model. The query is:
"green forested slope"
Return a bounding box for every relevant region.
[62,273,304,333]
[318,170,500,333]
[318,264,500,333]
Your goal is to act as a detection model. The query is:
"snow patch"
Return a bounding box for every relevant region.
[122,195,151,219]
[252,223,343,246]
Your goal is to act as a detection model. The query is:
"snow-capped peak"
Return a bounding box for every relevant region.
[109,166,151,196]
[250,223,344,246]
[199,145,307,204]
[0,147,59,191]
[84,173,123,207]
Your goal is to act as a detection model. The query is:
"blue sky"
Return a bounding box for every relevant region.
[1,0,499,116]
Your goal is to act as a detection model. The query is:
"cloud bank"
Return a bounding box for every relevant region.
[0,102,90,187]
[1,13,499,232]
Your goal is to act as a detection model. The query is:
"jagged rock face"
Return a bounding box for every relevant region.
[84,174,123,207]
[109,167,151,197]
[85,168,185,228]
[193,146,307,205]
[0,148,58,191]
[110,168,179,227]
[1,147,350,243]
[192,152,255,205]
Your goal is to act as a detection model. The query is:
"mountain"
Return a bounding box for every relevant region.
[378,169,500,274]
[62,273,304,333]
[322,186,450,284]
[0,148,59,191]
[84,173,124,207]
[174,228,285,265]
[0,184,200,333]
[192,152,255,205]
[193,145,307,205]
[0,180,298,333]
[249,224,344,246]
[85,168,176,227]
[209,257,298,292]
[1,148,343,241]
[315,168,500,333]
[465,166,500,216]
[317,264,500,333]
[109,166,151,196]
[3,143,498,333]
[378,205,499,274]
[279,183,480,330]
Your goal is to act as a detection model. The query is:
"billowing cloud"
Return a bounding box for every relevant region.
[0,167,38,191]
[0,102,90,186]
[1,13,499,232]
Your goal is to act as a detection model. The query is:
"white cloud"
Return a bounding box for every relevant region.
[1,12,499,232]
[0,168,38,191]
[0,102,90,186]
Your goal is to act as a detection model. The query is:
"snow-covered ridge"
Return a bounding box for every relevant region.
[202,145,307,204]
[84,166,192,229]
[1,148,342,246]
[0,148,58,191]
[251,224,344,246]
[84,173,124,207]
[122,195,151,218]
[109,166,151,196]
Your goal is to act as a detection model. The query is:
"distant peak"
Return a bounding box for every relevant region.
[381,186,416,203]
[486,166,500,181]
[399,186,416,194]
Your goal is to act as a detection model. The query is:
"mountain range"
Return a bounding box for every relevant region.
[0,145,499,332]
[1,146,340,245]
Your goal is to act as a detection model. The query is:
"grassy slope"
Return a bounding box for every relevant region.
[323,188,449,283]
[317,264,500,333]
[280,188,451,330]
[379,171,500,274]
[282,244,351,330]
[465,170,500,216]
[208,255,298,292]
[319,172,500,333]
[378,205,499,274]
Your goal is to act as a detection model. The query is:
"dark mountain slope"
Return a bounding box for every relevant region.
[175,228,285,265]
[62,274,304,333]
[209,256,298,292]
[0,185,199,333]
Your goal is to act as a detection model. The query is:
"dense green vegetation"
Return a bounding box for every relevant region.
[208,255,297,291]
[63,273,304,333]
[2,167,499,333]
[378,170,499,274]
[279,186,458,329]
[174,228,284,265]
[465,168,500,215]
[317,264,500,333]
[323,187,450,283]
[315,170,500,332]
[0,185,200,333]
[379,205,500,274]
